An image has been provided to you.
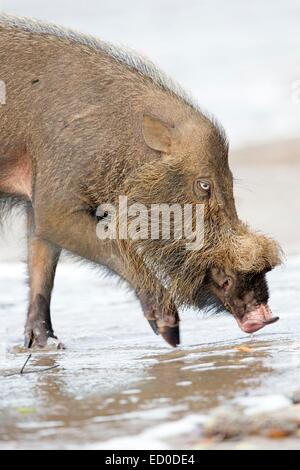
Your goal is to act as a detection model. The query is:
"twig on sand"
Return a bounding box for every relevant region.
[19,365,60,376]
[20,354,32,374]
[3,354,60,378]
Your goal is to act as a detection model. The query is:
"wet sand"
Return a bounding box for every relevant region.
[0,258,299,449]
[0,139,299,449]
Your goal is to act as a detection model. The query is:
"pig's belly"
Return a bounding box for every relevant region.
[0,151,32,199]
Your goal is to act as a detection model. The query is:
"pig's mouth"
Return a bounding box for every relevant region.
[229,304,279,334]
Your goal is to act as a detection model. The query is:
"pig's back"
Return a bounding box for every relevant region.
[0,14,200,178]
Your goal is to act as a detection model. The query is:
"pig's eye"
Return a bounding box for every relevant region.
[195,179,211,195]
[199,181,210,191]
[194,179,212,198]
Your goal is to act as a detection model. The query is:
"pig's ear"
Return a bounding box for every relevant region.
[142,115,174,154]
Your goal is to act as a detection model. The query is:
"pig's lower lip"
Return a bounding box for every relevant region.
[235,304,279,334]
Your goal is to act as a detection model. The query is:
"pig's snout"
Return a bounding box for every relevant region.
[235,304,280,334]
[208,267,280,334]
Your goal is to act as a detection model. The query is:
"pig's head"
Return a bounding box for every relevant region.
[120,111,283,335]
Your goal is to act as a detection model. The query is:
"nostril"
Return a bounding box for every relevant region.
[245,302,259,313]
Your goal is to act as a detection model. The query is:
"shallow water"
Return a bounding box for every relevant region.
[0,257,299,449]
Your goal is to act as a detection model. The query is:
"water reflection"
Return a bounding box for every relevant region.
[0,339,280,448]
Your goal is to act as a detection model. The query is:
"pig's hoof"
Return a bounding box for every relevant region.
[45,337,65,351]
[159,324,180,348]
[148,320,180,347]
[147,319,160,335]
[24,331,65,351]
[142,296,180,347]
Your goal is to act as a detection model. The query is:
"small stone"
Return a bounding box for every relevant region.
[291,405,300,424]
[267,429,291,439]
[249,409,298,438]
[292,390,300,405]
[234,345,253,353]
[203,407,249,439]
[17,407,37,416]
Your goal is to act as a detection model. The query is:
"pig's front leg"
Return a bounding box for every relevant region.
[37,206,180,347]
[25,206,63,349]
[105,255,181,347]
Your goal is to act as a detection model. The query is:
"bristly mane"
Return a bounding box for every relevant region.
[0,13,228,148]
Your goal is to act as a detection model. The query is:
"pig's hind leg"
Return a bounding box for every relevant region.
[24,206,63,349]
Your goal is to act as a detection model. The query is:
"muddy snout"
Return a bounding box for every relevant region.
[235,304,279,334]
[209,267,280,334]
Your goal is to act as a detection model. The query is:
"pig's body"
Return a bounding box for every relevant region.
[0,15,282,349]
[0,16,188,218]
